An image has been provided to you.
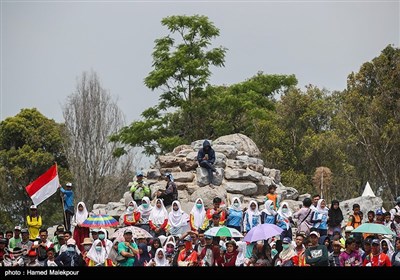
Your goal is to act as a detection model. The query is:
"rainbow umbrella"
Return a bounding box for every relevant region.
[81,214,119,228]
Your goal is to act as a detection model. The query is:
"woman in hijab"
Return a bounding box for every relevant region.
[149,199,169,237]
[275,237,298,266]
[380,238,395,260]
[86,239,114,266]
[149,237,162,258]
[276,202,294,240]
[137,196,153,233]
[123,200,141,226]
[189,198,206,232]
[135,242,152,266]
[243,200,261,234]
[168,200,190,237]
[98,228,113,258]
[147,248,170,267]
[261,200,277,224]
[327,200,344,237]
[310,199,329,237]
[71,202,89,253]
[226,197,243,233]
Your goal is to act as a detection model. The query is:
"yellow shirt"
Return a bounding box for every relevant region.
[26,215,42,240]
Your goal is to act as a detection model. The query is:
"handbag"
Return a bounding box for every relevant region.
[115,254,127,263]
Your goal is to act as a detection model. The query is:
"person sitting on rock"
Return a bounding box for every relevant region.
[197,140,218,187]
[156,173,178,207]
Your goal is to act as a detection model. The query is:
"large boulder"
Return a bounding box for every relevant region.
[214,133,261,157]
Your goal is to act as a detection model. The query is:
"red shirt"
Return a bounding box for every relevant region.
[362,253,391,267]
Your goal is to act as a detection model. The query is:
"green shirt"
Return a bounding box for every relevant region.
[118,241,138,267]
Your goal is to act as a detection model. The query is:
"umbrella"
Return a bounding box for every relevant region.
[351,223,395,235]
[112,226,153,241]
[204,226,243,238]
[81,214,119,228]
[243,223,283,243]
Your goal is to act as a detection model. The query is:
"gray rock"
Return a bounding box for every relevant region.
[224,181,258,196]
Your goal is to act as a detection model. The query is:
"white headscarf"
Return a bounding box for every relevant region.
[190,198,206,230]
[98,228,113,257]
[138,197,153,221]
[277,202,293,219]
[168,200,188,228]
[154,248,169,266]
[74,201,88,225]
[277,202,292,230]
[278,242,297,264]
[163,236,176,250]
[86,239,107,265]
[380,238,395,259]
[245,200,260,228]
[149,199,169,226]
[261,200,276,216]
[125,200,138,215]
[316,199,329,216]
[235,240,247,266]
[229,197,242,211]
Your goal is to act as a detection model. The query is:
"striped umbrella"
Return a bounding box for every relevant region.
[81,214,119,228]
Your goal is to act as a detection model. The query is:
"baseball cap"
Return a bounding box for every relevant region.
[375,209,383,215]
[310,231,320,238]
[345,226,354,232]
[56,225,65,232]
[124,229,133,234]
[27,249,37,257]
[204,235,213,239]
[14,226,21,231]
[136,171,143,177]
[67,239,76,246]
[66,182,73,187]
[282,237,291,244]
[21,229,29,234]
[30,205,37,210]
[371,239,380,245]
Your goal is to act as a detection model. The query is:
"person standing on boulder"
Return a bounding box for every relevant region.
[60,182,74,231]
[197,140,218,187]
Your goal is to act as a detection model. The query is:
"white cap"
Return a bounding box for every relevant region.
[345,226,354,232]
[30,205,37,209]
[14,226,21,231]
[310,231,320,238]
[67,239,76,246]
[66,182,72,187]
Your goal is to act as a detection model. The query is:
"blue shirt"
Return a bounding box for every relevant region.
[60,187,74,213]
[226,208,243,228]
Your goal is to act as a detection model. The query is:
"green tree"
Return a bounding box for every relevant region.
[335,44,400,207]
[112,14,227,155]
[0,108,70,231]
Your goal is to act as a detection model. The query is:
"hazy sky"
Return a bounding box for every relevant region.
[1,1,399,124]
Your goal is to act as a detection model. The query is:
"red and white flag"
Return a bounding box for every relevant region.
[25,164,59,206]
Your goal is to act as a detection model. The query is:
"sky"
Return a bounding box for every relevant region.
[1,0,399,125]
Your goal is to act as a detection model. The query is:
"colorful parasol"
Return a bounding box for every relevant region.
[81,214,119,228]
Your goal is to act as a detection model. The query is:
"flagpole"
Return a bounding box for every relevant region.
[55,162,68,230]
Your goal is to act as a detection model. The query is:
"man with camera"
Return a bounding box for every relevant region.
[130,171,151,206]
